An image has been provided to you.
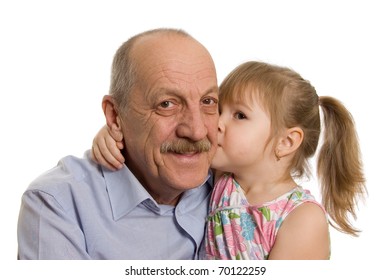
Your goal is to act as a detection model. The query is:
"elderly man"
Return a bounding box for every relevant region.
[17,28,219,259]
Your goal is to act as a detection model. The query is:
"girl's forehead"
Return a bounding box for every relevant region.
[220,95,268,114]
[220,86,263,106]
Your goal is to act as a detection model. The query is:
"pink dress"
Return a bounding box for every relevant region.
[205,173,326,260]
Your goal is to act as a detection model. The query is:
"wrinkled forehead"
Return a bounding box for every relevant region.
[134,33,216,73]
[132,35,218,96]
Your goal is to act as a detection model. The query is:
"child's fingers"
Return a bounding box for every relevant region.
[92,136,123,170]
[116,141,124,150]
[105,137,125,166]
[92,143,118,171]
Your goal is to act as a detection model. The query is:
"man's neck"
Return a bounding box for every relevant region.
[125,161,183,206]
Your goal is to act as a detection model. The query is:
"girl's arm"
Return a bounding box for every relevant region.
[268,203,330,260]
[91,125,125,171]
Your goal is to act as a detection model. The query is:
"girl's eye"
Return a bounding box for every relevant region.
[234,112,247,119]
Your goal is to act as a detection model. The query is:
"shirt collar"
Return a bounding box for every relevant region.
[102,166,213,220]
[102,165,152,221]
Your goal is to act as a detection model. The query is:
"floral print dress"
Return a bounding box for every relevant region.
[205,173,326,260]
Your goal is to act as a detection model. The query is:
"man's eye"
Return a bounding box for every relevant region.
[159,101,174,109]
[234,112,247,119]
[202,98,218,105]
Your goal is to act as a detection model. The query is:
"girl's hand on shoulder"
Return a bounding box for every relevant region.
[92,125,125,171]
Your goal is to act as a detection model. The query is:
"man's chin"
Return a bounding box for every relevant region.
[159,153,211,187]
[165,169,209,190]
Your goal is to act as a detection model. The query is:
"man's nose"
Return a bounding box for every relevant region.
[176,107,208,141]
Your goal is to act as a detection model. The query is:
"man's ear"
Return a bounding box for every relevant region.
[276,127,304,158]
[102,95,123,141]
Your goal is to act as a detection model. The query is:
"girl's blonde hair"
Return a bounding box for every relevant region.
[219,61,366,236]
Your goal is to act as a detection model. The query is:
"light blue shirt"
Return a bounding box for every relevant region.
[17,150,212,259]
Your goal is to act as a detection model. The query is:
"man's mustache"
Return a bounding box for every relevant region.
[161,139,211,154]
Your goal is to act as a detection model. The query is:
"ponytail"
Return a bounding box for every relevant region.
[318,96,366,236]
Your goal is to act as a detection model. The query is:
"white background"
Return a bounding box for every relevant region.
[1,0,389,277]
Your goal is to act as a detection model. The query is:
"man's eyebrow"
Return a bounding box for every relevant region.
[150,87,181,98]
[202,86,219,96]
[154,86,218,96]
[147,86,219,104]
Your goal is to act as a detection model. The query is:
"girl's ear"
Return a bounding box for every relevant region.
[276,127,304,159]
[102,95,123,141]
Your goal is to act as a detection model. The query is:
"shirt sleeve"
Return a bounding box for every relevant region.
[17,189,91,259]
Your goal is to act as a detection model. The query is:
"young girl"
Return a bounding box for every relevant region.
[92,61,366,259]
